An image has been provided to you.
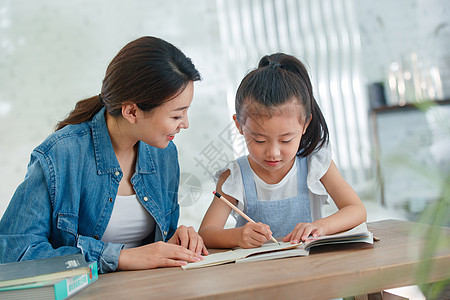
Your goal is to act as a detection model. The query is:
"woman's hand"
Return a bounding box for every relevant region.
[167,225,209,256]
[117,241,203,270]
[283,222,327,244]
[238,222,273,248]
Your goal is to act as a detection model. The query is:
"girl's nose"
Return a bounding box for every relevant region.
[266,143,280,157]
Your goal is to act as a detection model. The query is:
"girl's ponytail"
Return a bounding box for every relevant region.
[268,54,329,156]
[299,97,329,157]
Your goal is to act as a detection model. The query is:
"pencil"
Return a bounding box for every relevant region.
[213,191,280,245]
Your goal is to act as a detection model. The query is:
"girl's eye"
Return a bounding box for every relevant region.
[253,139,265,144]
[173,116,182,120]
[282,139,293,144]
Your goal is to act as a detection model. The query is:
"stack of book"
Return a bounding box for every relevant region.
[0,253,98,300]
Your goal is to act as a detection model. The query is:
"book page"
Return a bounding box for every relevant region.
[181,250,243,270]
[182,242,302,270]
[235,247,309,263]
[231,241,301,257]
[304,222,373,250]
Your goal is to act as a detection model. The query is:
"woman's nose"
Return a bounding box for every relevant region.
[180,116,189,129]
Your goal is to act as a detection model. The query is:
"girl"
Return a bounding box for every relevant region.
[199,53,367,249]
[0,36,208,273]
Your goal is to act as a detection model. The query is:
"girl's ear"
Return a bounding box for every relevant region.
[302,114,312,134]
[233,114,244,135]
[122,102,139,124]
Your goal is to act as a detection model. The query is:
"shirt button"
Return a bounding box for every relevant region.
[109,197,113,203]
[143,196,148,202]
[114,171,120,176]
[94,235,100,240]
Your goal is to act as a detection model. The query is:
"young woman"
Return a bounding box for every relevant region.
[0,36,208,273]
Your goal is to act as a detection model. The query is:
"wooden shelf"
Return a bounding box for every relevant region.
[372,99,450,114]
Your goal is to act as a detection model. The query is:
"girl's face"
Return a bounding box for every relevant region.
[235,101,310,182]
[136,81,194,148]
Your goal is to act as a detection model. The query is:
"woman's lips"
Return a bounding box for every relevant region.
[167,131,179,141]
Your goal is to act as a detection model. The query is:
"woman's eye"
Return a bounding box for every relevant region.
[253,139,265,144]
[173,116,182,120]
[282,139,292,143]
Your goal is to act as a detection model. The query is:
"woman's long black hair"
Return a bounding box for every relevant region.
[56,36,201,131]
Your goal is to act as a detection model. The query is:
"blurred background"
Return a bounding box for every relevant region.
[0,0,449,230]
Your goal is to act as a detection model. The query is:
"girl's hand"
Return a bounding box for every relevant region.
[283,222,327,244]
[238,222,273,248]
[117,241,204,270]
[168,225,209,256]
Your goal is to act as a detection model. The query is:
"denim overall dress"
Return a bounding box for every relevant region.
[235,156,312,238]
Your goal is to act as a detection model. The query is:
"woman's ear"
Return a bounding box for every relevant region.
[233,114,243,135]
[121,102,139,124]
[303,114,312,134]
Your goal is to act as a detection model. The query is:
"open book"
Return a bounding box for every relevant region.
[182,222,373,270]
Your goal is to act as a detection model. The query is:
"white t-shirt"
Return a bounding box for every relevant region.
[101,194,156,249]
[214,143,332,222]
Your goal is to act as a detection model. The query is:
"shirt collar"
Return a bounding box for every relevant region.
[91,107,155,175]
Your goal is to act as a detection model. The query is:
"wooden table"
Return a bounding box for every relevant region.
[73,220,450,299]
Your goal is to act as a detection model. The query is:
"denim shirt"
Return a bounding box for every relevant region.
[0,108,180,273]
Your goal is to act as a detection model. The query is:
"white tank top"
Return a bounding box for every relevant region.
[101,194,156,249]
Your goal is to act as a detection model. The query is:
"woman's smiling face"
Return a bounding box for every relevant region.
[137,81,194,148]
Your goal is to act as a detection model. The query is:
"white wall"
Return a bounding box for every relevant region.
[1,0,448,228]
[0,0,233,228]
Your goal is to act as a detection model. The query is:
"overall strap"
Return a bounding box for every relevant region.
[296,155,309,194]
[236,156,258,207]
[296,155,312,223]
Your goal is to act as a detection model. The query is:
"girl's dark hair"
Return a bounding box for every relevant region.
[235,53,329,157]
[56,36,201,131]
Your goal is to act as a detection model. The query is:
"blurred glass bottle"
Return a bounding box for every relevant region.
[387,53,444,106]
[387,60,405,106]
